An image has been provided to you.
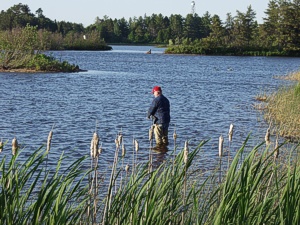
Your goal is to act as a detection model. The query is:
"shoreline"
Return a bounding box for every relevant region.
[0,68,88,73]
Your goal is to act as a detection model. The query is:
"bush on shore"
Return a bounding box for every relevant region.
[0,25,110,72]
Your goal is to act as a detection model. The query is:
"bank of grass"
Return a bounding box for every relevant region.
[0,136,299,224]
[0,54,81,73]
[265,71,300,141]
[26,54,81,72]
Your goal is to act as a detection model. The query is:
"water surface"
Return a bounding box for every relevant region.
[1,45,299,170]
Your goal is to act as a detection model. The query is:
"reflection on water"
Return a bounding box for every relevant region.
[151,145,169,169]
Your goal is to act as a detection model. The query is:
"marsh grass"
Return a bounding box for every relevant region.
[265,84,300,140]
[275,71,300,81]
[255,90,269,102]
[0,132,299,224]
[0,146,90,225]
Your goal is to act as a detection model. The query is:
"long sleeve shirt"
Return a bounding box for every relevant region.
[148,94,170,124]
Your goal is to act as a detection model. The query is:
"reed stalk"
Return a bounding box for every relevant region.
[102,135,121,225]
[182,140,189,225]
[89,131,100,224]
[172,127,178,175]
[274,136,279,159]
[228,124,234,167]
[218,135,224,183]
[120,143,126,190]
[149,125,154,173]
[0,139,3,153]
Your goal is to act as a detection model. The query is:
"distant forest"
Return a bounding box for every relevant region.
[1,1,300,55]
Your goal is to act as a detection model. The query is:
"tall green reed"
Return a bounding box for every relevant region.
[0,144,90,225]
[1,129,299,225]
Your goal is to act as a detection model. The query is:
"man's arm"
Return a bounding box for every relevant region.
[147,99,158,118]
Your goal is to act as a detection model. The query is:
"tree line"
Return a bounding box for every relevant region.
[0,3,111,51]
[1,1,300,56]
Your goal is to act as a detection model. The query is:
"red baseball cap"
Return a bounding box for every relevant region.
[151,86,162,93]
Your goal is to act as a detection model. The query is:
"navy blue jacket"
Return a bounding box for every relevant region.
[148,94,170,124]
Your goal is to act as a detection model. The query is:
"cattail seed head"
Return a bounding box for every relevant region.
[115,138,119,148]
[265,128,270,145]
[122,144,126,157]
[90,132,99,158]
[184,141,189,164]
[46,130,53,152]
[274,138,279,159]
[12,137,18,156]
[219,135,224,157]
[118,133,123,146]
[134,139,139,152]
[173,129,177,140]
[90,139,94,157]
[0,140,3,153]
[125,164,130,173]
[228,124,234,142]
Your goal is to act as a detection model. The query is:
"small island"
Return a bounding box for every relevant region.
[0,24,112,73]
[0,4,112,73]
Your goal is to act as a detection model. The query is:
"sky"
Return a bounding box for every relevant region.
[1,0,270,27]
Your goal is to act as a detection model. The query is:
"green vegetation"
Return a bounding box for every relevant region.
[264,71,300,141]
[0,25,81,72]
[166,1,300,56]
[0,4,112,51]
[1,135,300,224]
[1,1,300,56]
[0,148,89,224]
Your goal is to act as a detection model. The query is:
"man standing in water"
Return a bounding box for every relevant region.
[147,86,170,147]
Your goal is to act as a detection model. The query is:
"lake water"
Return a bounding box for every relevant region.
[1,45,300,171]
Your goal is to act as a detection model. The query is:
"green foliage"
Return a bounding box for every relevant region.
[266,81,300,140]
[295,83,300,97]
[0,25,40,68]
[0,148,90,224]
[0,25,81,72]
[0,138,300,224]
[27,54,80,72]
[2,3,300,55]
[104,138,300,224]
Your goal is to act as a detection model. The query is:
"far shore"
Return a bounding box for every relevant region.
[0,68,88,73]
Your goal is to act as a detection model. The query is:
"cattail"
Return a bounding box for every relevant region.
[0,140,3,153]
[219,135,224,157]
[46,130,53,152]
[149,126,153,141]
[274,138,279,159]
[134,139,139,152]
[184,141,188,164]
[90,139,94,157]
[228,124,234,142]
[12,137,18,156]
[173,128,177,140]
[125,164,130,173]
[265,128,270,145]
[118,133,123,145]
[115,138,119,148]
[90,132,99,158]
[122,144,126,157]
